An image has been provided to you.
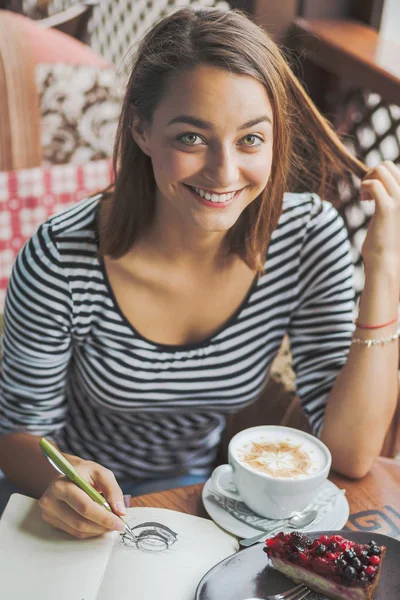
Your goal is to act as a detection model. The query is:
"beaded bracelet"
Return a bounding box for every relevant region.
[351,328,400,348]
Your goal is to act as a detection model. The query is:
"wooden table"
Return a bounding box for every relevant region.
[131,457,400,539]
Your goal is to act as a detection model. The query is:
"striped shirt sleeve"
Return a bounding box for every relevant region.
[288,195,355,436]
[0,223,72,438]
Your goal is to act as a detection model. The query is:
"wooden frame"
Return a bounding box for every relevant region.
[288,18,400,106]
[230,0,387,41]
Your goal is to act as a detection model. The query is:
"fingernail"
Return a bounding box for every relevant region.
[114,520,126,532]
[115,501,126,515]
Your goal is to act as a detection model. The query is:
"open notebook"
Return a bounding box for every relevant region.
[0,493,238,599]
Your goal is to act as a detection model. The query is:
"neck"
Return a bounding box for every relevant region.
[137,202,230,270]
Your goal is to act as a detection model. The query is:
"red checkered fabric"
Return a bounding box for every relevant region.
[0,159,113,311]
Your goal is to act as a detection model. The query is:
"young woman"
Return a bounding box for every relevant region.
[0,8,399,539]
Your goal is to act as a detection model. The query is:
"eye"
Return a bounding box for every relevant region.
[177,133,204,146]
[240,134,264,147]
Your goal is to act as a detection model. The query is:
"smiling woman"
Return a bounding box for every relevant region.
[0,7,399,539]
[100,9,366,272]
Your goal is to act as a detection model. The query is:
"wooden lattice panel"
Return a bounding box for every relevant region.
[23,0,231,69]
[334,87,400,294]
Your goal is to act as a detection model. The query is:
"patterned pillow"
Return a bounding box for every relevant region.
[36,64,122,165]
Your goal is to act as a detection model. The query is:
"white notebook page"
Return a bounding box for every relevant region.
[0,494,116,600]
[97,507,238,600]
[0,495,238,600]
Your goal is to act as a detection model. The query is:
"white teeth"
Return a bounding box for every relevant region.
[192,186,237,202]
[194,187,205,198]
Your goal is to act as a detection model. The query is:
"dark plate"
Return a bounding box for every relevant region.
[196,530,400,600]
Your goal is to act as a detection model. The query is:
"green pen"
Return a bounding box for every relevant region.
[39,437,136,542]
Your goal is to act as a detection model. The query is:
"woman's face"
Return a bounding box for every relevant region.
[132,64,274,236]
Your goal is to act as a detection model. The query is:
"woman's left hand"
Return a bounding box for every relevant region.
[360,160,400,289]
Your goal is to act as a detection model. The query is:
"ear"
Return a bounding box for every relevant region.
[130,114,152,157]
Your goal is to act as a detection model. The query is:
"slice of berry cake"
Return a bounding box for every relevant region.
[263,532,385,600]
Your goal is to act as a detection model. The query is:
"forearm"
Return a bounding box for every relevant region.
[0,432,61,498]
[320,267,399,478]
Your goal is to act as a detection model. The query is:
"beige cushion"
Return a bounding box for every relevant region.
[36,64,121,165]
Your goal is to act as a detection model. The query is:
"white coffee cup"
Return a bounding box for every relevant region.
[211,425,331,519]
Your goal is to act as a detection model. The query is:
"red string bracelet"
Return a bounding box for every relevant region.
[355,316,398,330]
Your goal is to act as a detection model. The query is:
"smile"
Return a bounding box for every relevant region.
[186,185,241,204]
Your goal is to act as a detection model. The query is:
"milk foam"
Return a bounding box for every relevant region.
[233,430,327,479]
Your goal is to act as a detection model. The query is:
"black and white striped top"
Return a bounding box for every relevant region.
[0,192,355,480]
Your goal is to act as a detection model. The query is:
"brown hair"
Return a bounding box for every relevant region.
[100,7,367,272]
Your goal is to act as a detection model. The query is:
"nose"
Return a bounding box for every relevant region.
[203,144,239,189]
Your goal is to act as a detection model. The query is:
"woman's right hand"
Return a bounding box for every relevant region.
[38,455,127,539]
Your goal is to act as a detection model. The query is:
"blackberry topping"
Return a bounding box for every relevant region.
[368,540,377,547]
[359,550,370,565]
[314,544,327,557]
[342,565,357,585]
[343,549,356,561]
[288,551,299,562]
[329,541,339,552]
[290,532,311,549]
[358,571,369,587]
[352,557,362,570]
[368,545,381,556]
[292,544,306,553]
[336,557,347,570]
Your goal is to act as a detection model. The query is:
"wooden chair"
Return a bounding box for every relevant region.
[36,1,98,44]
[0,5,109,171]
[0,1,97,43]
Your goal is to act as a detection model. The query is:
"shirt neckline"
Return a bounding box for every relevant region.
[98,256,260,352]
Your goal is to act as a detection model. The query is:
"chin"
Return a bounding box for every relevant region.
[194,215,241,233]
[193,206,246,231]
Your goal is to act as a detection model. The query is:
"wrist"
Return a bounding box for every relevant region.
[355,316,398,330]
[358,271,399,327]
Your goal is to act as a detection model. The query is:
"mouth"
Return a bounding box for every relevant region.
[184,184,243,208]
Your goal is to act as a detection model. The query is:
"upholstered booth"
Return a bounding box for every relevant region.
[0,9,120,171]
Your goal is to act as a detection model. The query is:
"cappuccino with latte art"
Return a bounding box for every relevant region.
[235,431,326,479]
[211,425,332,519]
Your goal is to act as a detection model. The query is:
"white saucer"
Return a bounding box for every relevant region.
[202,474,349,539]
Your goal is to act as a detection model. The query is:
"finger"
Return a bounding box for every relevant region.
[360,179,392,211]
[45,515,106,539]
[363,163,399,198]
[90,464,127,516]
[41,496,115,536]
[382,160,400,187]
[51,477,125,531]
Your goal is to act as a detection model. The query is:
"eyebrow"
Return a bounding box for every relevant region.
[167,115,272,130]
